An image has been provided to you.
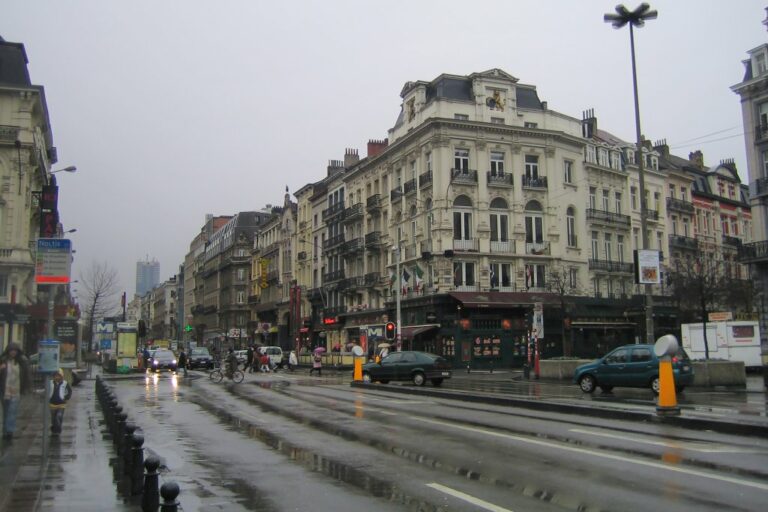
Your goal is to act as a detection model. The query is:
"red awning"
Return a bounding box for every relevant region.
[400,324,439,339]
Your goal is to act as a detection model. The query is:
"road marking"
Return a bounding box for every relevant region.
[414,418,768,491]
[426,483,513,512]
[569,428,760,453]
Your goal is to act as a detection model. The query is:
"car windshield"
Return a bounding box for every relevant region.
[191,348,210,356]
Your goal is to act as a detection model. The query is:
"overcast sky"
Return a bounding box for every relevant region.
[4,0,766,302]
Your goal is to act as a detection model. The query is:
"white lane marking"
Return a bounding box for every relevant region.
[414,418,768,491]
[569,428,761,453]
[426,483,514,512]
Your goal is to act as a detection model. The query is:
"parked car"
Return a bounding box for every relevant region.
[234,350,248,365]
[188,347,214,370]
[150,348,177,372]
[573,343,694,394]
[362,351,452,386]
[260,346,284,367]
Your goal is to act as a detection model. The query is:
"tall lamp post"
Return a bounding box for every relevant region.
[604,3,658,343]
[394,243,402,352]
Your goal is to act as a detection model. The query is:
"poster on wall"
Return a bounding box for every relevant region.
[635,249,661,284]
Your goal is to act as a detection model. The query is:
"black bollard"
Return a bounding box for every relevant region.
[142,456,160,512]
[115,412,128,452]
[130,433,145,496]
[123,423,137,469]
[489,360,494,374]
[159,482,180,512]
[107,398,119,426]
[111,406,123,438]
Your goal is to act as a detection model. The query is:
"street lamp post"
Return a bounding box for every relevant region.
[604,3,658,344]
[394,244,402,352]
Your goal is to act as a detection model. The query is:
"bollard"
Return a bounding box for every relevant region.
[159,482,180,512]
[142,456,160,512]
[115,412,128,452]
[130,433,145,496]
[122,423,137,470]
[523,364,530,380]
[489,360,494,374]
[111,406,123,439]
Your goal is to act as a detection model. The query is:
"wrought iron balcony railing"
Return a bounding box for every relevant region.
[588,259,634,273]
[451,169,478,183]
[365,231,382,247]
[322,234,345,251]
[666,197,695,214]
[668,234,698,250]
[322,201,345,222]
[525,241,550,255]
[487,171,514,186]
[366,194,382,211]
[403,179,417,195]
[586,208,631,227]
[522,175,548,189]
[419,170,433,187]
[739,240,768,262]
[342,203,364,223]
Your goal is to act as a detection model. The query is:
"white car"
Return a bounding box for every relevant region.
[259,346,284,367]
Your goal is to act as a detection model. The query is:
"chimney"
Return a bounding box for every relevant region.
[653,139,669,157]
[344,148,359,168]
[327,159,344,176]
[581,108,597,138]
[367,138,389,158]
[641,138,652,151]
[689,150,704,169]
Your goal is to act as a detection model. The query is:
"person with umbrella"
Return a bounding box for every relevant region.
[377,342,391,363]
[310,347,325,376]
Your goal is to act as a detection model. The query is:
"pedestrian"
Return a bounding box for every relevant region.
[0,343,31,441]
[309,352,322,377]
[259,352,270,373]
[288,350,297,372]
[246,345,255,373]
[177,348,188,377]
[142,346,151,370]
[48,368,72,436]
[225,348,238,379]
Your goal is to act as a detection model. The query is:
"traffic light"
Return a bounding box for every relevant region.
[385,322,396,340]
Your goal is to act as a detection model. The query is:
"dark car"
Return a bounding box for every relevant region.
[150,349,177,372]
[362,351,452,386]
[573,343,694,394]
[188,347,214,370]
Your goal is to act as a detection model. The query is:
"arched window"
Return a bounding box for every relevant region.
[490,197,509,243]
[566,207,576,247]
[453,195,473,207]
[453,195,472,241]
[525,200,544,247]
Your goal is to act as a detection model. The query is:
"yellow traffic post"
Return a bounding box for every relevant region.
[654,334,681,417]
[352,345,363,381]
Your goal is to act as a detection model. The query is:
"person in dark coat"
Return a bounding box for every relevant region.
[0,343,32,441]
[177,349,188,377]
[246,345,255,373]
[48,368,72,436]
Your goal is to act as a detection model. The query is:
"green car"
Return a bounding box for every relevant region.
[362,351,452,386]
[573,344,694,394]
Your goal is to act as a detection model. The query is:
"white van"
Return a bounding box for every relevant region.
[681,321,762,368]
[260,346,284,367]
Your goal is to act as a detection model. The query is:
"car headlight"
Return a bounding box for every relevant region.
[153,360,158,365]
[172,359,177,364]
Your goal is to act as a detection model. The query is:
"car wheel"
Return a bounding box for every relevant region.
[362,371,372,383]
[412,372,426,386]
[651,376,660,395]
[578,374,596,393]
[431,378,444,387]
[599,385,613,393]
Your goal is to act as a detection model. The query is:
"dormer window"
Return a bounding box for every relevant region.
[586,145,597,164]
[755,51,767,76]
[626,149,635,165]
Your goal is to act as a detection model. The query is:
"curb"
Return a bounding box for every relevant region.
[350,382,768,438]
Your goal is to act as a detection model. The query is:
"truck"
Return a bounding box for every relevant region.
[680,321,762,368]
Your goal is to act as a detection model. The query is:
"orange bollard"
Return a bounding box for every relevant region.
[656,359,681,416]
[353,357,362,381]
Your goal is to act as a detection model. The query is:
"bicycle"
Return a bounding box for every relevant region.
[210,367,244,383]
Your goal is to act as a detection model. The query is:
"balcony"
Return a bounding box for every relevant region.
[453,239,479,251]
[452,169,478,184]
[751,177,768,198]
[322,234,345,251]
[487,172,514,187]
[343,237,365,255]
[490,240,515,253]
[403,178,417,195]
[266,270,280,283]
[668,235,698,251]
[586,208,631,228]
[324,305,347,318]
[365,231,382,248]
[297,251,307,261]
[342,276,366,292]
[588,259,634,273]
[756,123,768,142]
[419,170,433,188]
[390,187,403,201]
[342,202,364,224]
[322,201,345,222]
[366,194,382,211]
[739,240,768,263]
[0,125,20,142]
[522,175,548,189]
[364,272,381,286]
[666,197,695,214]
[525,241,550,255]
[323,269,345,283]
[644,209,659,222]
[722,235,742,247]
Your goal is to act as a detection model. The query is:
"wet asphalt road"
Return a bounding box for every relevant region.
[107,370,768,511]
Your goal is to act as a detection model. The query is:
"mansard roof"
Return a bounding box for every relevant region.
[0,36,31,86]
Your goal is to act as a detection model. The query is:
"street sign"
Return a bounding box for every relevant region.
[38,340,60,373]
[100,339,112,351]
[35,238,72,284]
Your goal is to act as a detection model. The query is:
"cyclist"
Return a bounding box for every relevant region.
[225,348,239,379]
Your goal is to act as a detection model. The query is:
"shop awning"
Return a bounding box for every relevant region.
[400,324,440,339]
[449,291,555,308]
[571,321,636,327]
[252,302,277,313]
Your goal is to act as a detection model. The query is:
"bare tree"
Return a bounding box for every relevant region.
[667,254,727,359]
[548,263,581,357]
[80,260,120,351]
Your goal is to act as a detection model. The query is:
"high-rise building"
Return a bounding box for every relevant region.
[135,258,160,297]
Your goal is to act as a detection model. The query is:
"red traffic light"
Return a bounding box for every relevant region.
[385,322,396,340]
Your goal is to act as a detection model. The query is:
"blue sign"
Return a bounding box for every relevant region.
[38,340,60,373]
[100,339,112,350]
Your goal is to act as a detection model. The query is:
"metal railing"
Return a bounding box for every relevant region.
[365,231,382,247]
[403,179,417,195]
[322,202,345,221]
[322,234,345,251]
[490,240,515,253]
[588,259,634,273]
[453,239,479,251]
[738,240,768,261]
[586,208,631,227]
[419,170,433,187]
[668,234,698,250]
[452,169,478,183]
[525,241,550,255]
[342,203,364,222]
[487,172,514,186]
[666,197,695,214]
[343,237,365,254]
[522,175,548,189]
[323,269,346,283]
[366,194,382,210]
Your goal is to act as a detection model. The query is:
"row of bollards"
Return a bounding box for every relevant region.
[95,375,180,511]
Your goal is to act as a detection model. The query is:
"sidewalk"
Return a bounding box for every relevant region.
[0,379,135,512]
